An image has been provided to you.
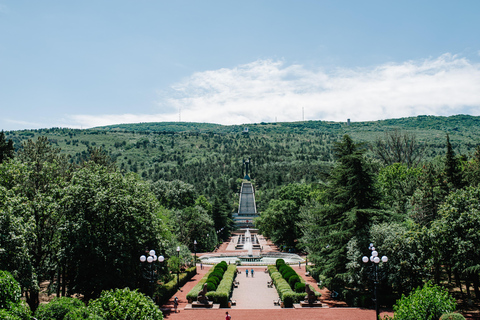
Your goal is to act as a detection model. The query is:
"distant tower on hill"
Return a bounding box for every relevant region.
[243,158,251,181]
[347,119,351,126]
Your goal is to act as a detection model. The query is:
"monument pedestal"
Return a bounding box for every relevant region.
[191,301,214,308]
[298,301,325,308]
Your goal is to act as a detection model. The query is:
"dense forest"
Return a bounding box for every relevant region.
[2,114,480,316]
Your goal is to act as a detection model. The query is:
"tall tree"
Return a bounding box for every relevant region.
[443,133,464,190]
[61,163,168,301]
[0,130,14,163]
[371,129,425,168]
[299,135,380,288]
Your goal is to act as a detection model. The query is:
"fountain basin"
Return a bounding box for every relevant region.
[199,252,304,266]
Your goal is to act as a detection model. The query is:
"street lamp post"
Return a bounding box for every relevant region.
[362,243,388,320]
[193,240,197,269]
[176,246,181,289]
[140,249,164,298]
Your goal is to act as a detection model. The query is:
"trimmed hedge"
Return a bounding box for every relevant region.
[206,264,237,307]
[186,268,215,302]
[186,262,236,308]
[155,266,197,305]
[268,263,320,308]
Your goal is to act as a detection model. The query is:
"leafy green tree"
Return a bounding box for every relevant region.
[443,134,464,191]
[0,131,14,163]
[376,163,421,215]
[151,179,196,209]
[0,270,32,320]
[0,137,72,310]
[431,185,480,297]
[168,205,214,252]
[61,164,167,300]
[383,282,456,320]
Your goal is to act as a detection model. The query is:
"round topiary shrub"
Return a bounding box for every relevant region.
[206,281,217,292]
[283,271,296,282]
[295,282,306,293]
[289,275,300,289]
[440,313,466,320]
[207,275,219,286]
[0,270,21,309]
[276,259,285,269]
[210,270,224,281]
[34,297,84,320]
[88,288,163,320]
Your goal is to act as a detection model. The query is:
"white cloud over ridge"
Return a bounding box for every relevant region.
[72,53,480,128]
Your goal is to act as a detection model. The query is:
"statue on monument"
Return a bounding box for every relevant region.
[243,157,251,181]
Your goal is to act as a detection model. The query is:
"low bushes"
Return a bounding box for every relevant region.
[155,266,196,305]
[383,282,456,320]
[34,297,84,320]
[89,287,163,320]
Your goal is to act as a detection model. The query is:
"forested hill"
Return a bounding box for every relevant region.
[4,115,480,208]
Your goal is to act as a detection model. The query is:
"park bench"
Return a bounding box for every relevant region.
[234,280,239,288]
[273,298,282,306]
[267,281,273,288]
[305,271,310,276]
[230,299,236,306]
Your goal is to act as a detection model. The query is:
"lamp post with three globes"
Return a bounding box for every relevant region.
[362,243,388,320]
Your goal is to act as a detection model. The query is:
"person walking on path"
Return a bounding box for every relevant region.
[225,311,231,320]
[246,269,249,277]
[251,268,254,277]
[173,296,179,313]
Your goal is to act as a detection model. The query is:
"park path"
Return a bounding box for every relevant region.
[230,266,280,309]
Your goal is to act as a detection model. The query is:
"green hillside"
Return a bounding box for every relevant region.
[4,115,480,209]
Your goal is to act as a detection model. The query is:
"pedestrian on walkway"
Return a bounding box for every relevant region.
[200,263,203,270]
[173,296,178,313]
[225,311,231,320]
[246,269,249,277]
[251,268,254,277]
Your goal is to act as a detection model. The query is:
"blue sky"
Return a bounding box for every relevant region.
[1,1,480,130]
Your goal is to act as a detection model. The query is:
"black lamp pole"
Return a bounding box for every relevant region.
[176,246,180,289]
[194,240,197,266]
[362,243,388,320]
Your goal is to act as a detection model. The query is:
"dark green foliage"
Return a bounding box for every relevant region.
[34,297,84,320]
[0,130,14,163]
[276,259,285,269]
[206,281,217,292]
[439,313,466,320]
[288,275,300,288]
[62,164,166,301]
[88,288,163,320]
[0,309,22,320]
[294,282,306,293]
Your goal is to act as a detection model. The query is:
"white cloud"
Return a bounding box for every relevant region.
[70,53,480,128]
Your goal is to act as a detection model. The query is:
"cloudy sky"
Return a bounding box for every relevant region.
[1,1,480,130]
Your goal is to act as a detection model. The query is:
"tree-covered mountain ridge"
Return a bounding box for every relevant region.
[4,114,480,204]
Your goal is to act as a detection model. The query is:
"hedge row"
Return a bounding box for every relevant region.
[268,264,320,308]
[155,266,197,305]
[186,268,214,303]
[206,264,237,308]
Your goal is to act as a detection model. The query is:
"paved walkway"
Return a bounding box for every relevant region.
[230,267,280,309]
